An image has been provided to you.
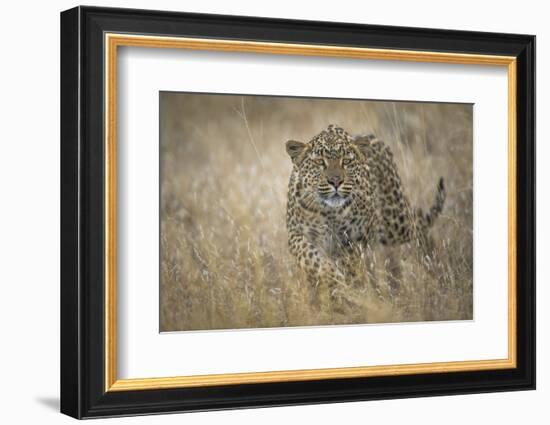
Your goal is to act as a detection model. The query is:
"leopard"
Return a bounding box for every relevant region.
[285,124,445,305]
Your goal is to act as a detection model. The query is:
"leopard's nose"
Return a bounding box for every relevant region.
[328,176,343,189]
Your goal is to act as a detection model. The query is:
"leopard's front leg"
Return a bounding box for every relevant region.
[288,232,345,308]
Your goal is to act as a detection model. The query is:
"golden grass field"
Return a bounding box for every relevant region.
[159,92,473,332]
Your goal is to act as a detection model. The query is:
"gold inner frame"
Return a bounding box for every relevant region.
[104,33,518,392]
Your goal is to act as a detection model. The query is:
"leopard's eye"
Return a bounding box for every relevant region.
[342,157,353,165]
[314,158,326,167]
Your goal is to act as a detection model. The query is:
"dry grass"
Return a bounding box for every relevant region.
[159,93,473,332]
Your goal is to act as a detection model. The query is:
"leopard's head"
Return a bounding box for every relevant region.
[286,125,370,210]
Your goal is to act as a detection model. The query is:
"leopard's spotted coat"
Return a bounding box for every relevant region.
[285,124,445,300]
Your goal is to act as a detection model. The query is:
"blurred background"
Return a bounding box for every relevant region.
[159,92,473,331]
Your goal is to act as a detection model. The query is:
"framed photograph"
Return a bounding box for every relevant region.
[60,6,535,419]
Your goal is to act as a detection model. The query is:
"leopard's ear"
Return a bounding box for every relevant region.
[352,134,375,158]
[285,140,307,164]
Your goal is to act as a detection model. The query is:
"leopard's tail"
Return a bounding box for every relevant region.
[423,177,446,227]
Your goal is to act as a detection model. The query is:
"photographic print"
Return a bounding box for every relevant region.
[61,8,535,417]
[159,92,473,332]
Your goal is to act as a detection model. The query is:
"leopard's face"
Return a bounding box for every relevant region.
[286,126,366,210]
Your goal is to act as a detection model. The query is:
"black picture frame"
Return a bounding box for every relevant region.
[61,5,535,419]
